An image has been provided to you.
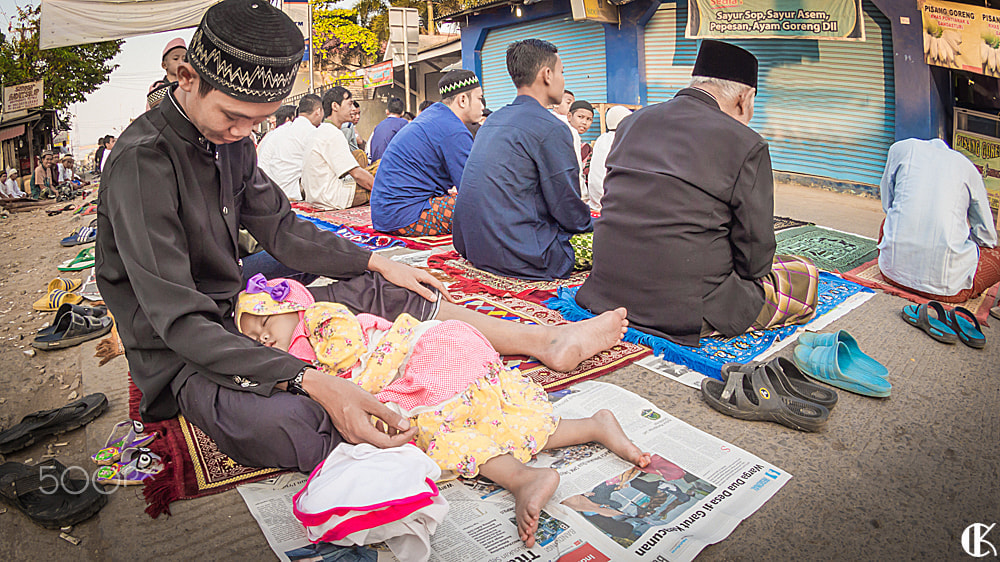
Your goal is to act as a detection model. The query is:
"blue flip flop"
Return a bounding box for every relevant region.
[944,306,986,349]
[793,342,891,398]
[798,330,888,379]
[901,301,959,344]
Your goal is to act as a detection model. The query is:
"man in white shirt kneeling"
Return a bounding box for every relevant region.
[301,87,374,210]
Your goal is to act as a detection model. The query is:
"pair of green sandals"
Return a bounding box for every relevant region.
[58,246,95,271]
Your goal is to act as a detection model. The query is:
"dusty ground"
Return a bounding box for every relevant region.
[0,203,96,443]
[1,184,998,560]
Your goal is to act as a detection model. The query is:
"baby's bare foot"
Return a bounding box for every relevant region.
[511,467,560,548]
[592,409,649,467]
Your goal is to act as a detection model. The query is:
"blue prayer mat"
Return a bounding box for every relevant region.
[545,272,874,380]
[297,215,406,252]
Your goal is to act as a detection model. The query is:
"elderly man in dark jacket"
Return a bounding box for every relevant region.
[576,40,817,347]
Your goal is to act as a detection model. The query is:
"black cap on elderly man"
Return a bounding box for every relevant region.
[187,0,304,103]
[692,39,758,90]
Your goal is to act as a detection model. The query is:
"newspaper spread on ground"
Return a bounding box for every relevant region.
[240,381,790,562]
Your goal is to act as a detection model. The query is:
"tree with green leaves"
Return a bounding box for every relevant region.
[0,5,121,112]
[312,1,380,70]
[354,0,467,46]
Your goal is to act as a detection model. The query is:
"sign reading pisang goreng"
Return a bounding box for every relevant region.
[920,0,1000,78]
[686,0,865,41]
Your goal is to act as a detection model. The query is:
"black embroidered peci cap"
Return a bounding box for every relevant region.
[692,39,758,90]
[438,70,480,98]
[188,0,304,103]
[569,100,594,114]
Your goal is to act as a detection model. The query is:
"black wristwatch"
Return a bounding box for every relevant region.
[286,367,310,397]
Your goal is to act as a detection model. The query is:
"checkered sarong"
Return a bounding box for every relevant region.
[753,254,820,330]
[393,194,456,237]
[570,232,593,270]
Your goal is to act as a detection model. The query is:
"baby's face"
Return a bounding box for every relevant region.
[239,311,299,352]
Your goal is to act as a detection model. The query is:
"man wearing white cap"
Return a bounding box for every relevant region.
[586,105,631,211]
[147,37,187,110]
[2,168,26,198]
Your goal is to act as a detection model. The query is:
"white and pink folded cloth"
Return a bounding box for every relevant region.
[293,443,448,562]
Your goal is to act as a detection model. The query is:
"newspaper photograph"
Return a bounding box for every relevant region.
[239,381,790,562]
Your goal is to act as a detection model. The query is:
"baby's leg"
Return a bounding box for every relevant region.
[478,454,560,548]
[543,409,651,468]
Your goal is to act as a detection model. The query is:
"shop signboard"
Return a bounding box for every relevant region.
[686,0,864,41]
[955,108,1000,222]
[570,0,619,24]
[920,0,1000,78]
[282,0,310,62]
[362,60,394,88]
[2,80,44,113]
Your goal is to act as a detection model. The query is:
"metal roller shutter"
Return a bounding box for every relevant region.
[644,1,895,186]
[481,16,607,142]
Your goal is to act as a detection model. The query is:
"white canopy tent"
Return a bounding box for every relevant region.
[39,0,220,49]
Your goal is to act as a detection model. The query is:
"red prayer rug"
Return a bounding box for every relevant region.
[429,251,590,304]
[128,378,284,518]
[454,290,651,391]
[843,258,997,325]
[307,205,373,228]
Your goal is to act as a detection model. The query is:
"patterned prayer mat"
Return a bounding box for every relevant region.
[348,224,454,249]
[296,215,407,252]
[843,258,998,325]
[773,215,812,231]
[128,379,283,518]
[297,204,373,227]
[544,272,873,380]
[454,291,651,391]
[775,225,878,272]
[429,251,590,303]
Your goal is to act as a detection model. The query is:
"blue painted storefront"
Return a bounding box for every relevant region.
[455,0,947,186]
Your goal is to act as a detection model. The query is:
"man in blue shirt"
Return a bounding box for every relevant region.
[454,39,592,280]
[368,97,408,162]
[371,70,484,235]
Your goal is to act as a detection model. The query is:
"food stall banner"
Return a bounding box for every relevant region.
[921,0,1000,77]
[686,0,864,41]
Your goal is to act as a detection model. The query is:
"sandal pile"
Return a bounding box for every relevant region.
[31,276,112,351]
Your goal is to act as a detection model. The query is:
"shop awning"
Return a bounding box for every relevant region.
[39,0,220,49]
[0,125,25,142]
[0,110,46,131]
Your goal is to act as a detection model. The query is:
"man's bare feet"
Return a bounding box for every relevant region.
[539,308,628,372]
[592,409,651,468]
[509,466,561,548]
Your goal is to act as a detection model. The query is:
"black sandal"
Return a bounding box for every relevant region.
[0,393,108,454]
[32,310,112,350]
[0,460,107,529]
[702,364,829,432]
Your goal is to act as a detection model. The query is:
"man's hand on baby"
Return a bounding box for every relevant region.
[302,369,417,447]
[367,253,454,304]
